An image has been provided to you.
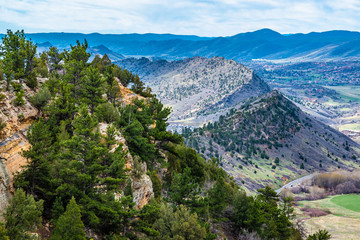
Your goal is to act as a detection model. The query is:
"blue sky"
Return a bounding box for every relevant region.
[0,0,359,36]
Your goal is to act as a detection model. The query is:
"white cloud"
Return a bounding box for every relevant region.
[0,0,359,36]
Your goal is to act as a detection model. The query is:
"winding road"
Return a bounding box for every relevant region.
[276,174,314,194]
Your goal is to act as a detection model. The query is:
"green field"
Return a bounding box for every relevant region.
[331,195,360,212]
[297,195,360,239]
[325,86,360,103]
[338,123,360,131]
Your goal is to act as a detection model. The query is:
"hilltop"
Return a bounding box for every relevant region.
[118,56,270,127]
[183,90,360,191]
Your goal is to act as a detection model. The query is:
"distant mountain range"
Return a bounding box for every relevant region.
[2,29,360,62]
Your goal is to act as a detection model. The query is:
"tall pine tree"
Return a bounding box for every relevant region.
[80,66,104,113]
[51,197,86,240]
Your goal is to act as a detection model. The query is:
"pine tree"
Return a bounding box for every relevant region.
[104,67,120,105]
[51,197,86,240]
[15,118,53,198]
[5,189,43,240]
[0,30,26,90]
[63,40,90,99]
[23,38,38,88]
[80,66,104,113]
[47,46,63,73]
[46,82,77,122]
[307,229,331,240]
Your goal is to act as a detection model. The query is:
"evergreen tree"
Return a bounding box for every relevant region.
[15,118,53,199]
[80,66,104,113]
[47,46,63,73]
[46,82,77,122]
[63,40,90,99]
[169,167,198,205]
[0,30,26,90]
[208,176,234,216]
[151,204,206,240]
[307,229,331,240]
[51,197,86,240]
[0,30,38,89]
[5,189,43,240]
[0,222,8,240]
[23,38,38,88]
[104,67,120,105]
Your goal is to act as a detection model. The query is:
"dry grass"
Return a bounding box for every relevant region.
[300,207,329,217]
[297,195,360,240]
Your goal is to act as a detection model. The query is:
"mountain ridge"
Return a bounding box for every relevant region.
[118,56,271,127]
[3,29,360,61]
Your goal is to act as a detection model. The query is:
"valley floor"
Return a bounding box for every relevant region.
[297,194,360,240]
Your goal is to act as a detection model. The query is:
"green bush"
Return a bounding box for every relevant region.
[11,82,25,106]
[0,94,5,102]
[34,63,49,78]
[25,73,38,89]
[30,86,51,109]
[95,102,120,123]
[0,119,6,132]
[14,90,25,106]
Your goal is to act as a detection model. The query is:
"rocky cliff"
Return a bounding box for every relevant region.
[0,81,38,210]
[98,123,154,209]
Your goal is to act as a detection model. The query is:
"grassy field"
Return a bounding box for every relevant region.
[297,195,360,240]
[331,195,360,212]
[325,86,360,103]
[323,98,343,107]
[338,123,360,131]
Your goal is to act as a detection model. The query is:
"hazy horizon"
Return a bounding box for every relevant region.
[1,28,360,38]
[1,0,360,37]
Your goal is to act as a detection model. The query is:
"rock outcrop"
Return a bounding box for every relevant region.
[98,122,154,209]
[0,82,38,209]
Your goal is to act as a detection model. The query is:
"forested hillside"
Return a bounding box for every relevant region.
[0,30,328,240]
[183,91,360,191]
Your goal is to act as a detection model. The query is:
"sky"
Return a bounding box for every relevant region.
[0,0,359,36]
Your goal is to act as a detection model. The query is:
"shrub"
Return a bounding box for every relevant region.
[18,113,25,122]
[30,86,51,109]
[11,82,25,106]
[14,90,25,106]
[34,63,49,78]
[25,73,37,89]
[0,94,5,102]
[309,186,326,200]
[300,207,329,217]
[335,181,357,194]
[0,119,6,132]
[307,229,331,240]
[313,172,346,190]
[95,102,120,123]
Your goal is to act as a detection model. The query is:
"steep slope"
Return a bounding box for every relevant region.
[0,81,40,210]
[183,90,360,192]
[118,56,270,127]
[8,29,360,61]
